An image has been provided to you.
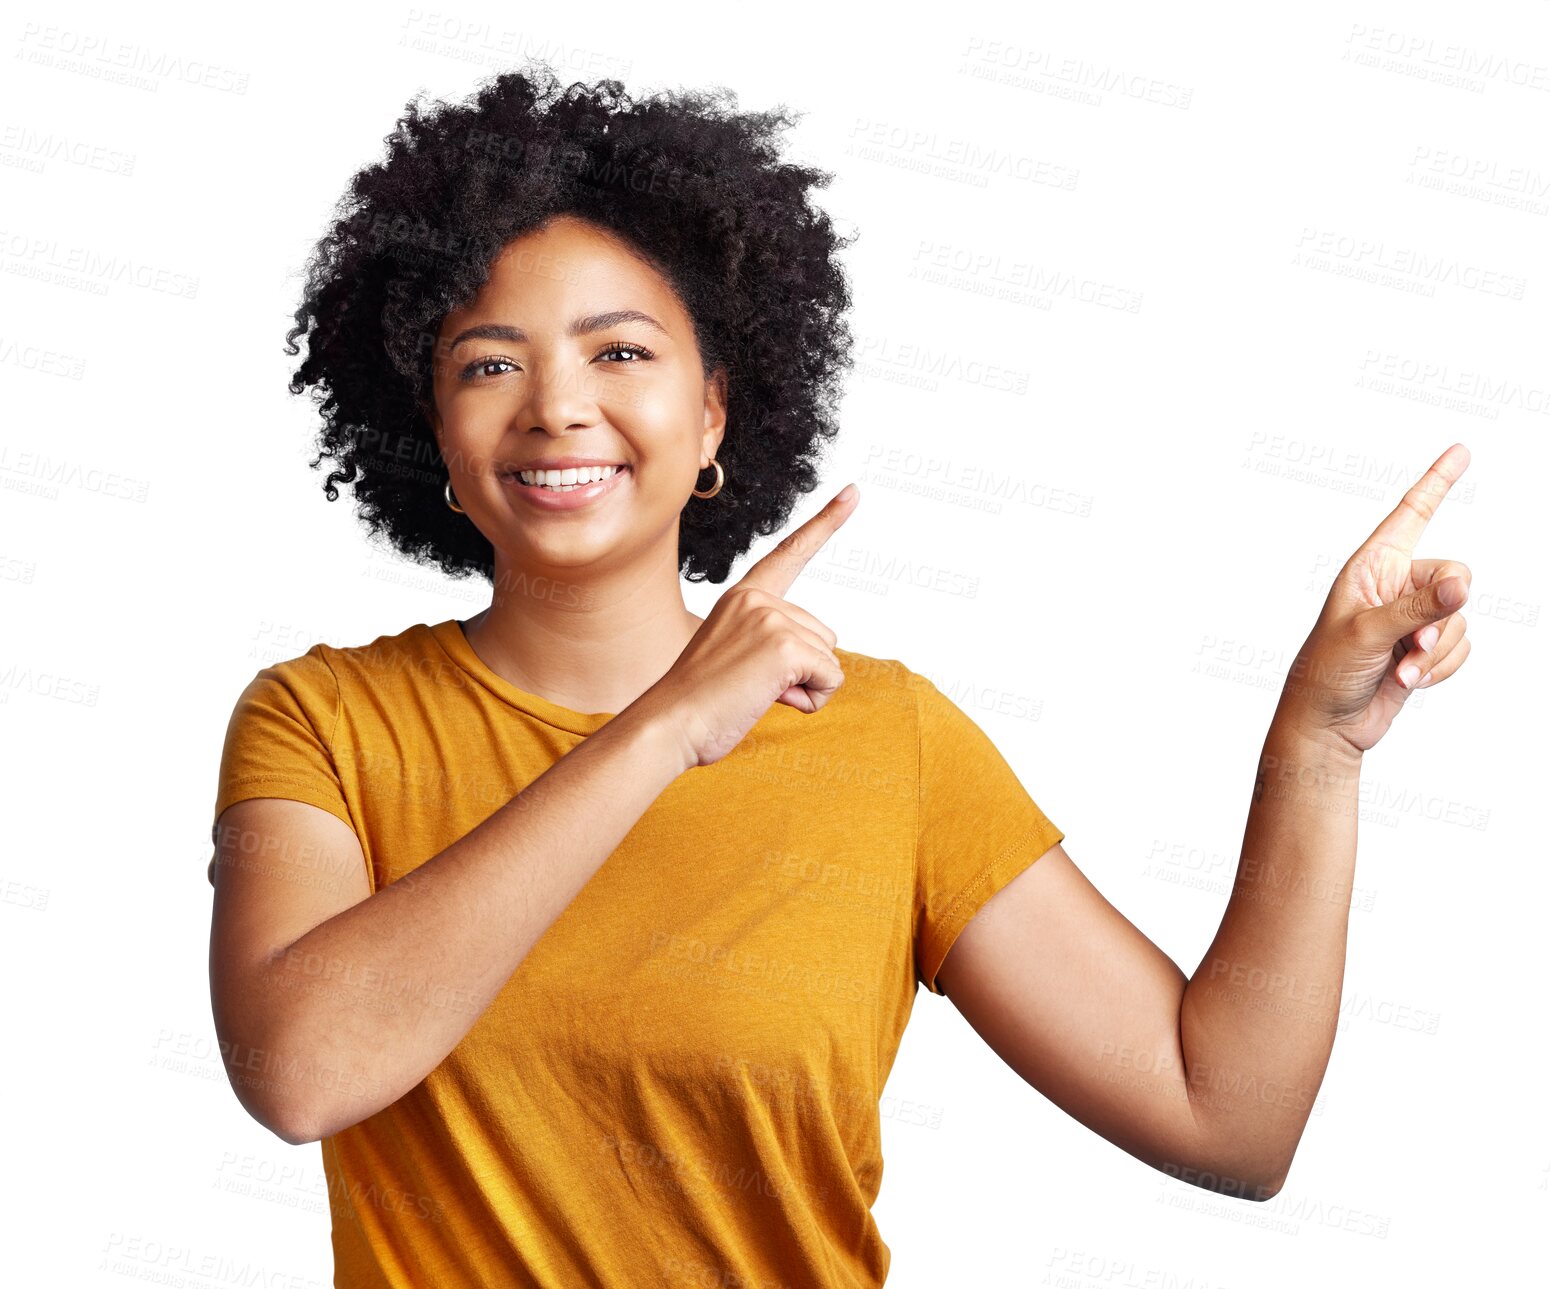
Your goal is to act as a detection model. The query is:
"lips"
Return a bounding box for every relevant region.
[500,464,629,487]
[500,462,631,510]
[500,460,628,472]
[508,464,629,486]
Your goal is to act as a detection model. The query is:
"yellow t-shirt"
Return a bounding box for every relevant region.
[210,618,1063,1287]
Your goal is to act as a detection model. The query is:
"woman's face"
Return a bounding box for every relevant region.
[427,214,726,579]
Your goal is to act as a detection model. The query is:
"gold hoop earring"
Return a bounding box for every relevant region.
[692,459,725,500]
[445,480,466,514]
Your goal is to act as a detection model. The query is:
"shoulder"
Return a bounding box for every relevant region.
[272,620,445,688]
[830,649,1010,745]
[240,620,444,706]
[830,646,932,722]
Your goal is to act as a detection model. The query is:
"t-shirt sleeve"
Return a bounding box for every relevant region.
[912,672,1064,995]
[208,644,355,886]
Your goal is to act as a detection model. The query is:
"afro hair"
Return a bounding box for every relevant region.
[283,61,858,584]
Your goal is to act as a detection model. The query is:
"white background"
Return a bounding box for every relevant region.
[2,0,1544,1284]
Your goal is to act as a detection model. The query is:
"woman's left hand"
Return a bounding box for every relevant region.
[1278,443,1473,758]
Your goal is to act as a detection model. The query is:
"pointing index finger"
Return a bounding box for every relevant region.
[1362,443,1470,553]
[739,484,859,599]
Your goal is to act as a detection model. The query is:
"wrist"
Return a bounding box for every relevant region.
[615,692,699,778]
[1262,717,1364,788]
[1269,691,1365,766]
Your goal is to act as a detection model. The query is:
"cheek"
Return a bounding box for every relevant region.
[615,411,703,479]
[442,437,501,483]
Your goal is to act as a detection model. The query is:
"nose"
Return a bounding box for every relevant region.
[517,352,605,437]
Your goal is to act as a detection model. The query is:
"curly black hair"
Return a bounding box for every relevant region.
[283,61,857,585]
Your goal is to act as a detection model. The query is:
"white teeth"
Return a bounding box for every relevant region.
[515,464,624,490]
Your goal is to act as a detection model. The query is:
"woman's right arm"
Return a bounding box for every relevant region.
[209,485,857,1146]
[209,696,693,1146]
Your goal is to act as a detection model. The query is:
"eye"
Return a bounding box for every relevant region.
[459,357,517,382]
[457,343,653,383]
[596,341,654,363]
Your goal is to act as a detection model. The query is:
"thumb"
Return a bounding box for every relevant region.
[1359,575,1468,653]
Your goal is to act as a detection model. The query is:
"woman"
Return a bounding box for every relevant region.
[208,64,1473,1287]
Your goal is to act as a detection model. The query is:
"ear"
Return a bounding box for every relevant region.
[702,366,728,464]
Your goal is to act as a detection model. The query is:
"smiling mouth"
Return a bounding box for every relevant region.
[503,464,630,492]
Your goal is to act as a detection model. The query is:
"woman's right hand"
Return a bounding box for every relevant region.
[643,484,860,769]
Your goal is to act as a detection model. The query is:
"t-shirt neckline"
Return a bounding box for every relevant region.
[428,618,616,737]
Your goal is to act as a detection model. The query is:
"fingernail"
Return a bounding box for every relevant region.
[1398,663,1421,688]
[839,484,857,502]
[1418,625,1439,652]
[1440,579,1466,607]
[1419,670,1434,687]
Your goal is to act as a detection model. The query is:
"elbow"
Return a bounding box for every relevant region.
[214,1048,313,1146]
[213,1003,333,1146]
[213,1008,377,1145]
[1251,1165,1289,1202]
[1157,1154,1288,1203]
[243,1069,372,1145]
[1167,1108,1293,1201]
[239,1086,324,1147]
[266,1111,322,1148]
[218,1028,326,1146]
[1238,1147,1293,1202]
[265,1088,328,1146]
[264,1089,369,1145]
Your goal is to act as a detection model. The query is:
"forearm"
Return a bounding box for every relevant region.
[1177,714,1364,1195]
[260,696,692,1143]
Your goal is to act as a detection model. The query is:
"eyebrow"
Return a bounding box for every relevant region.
[447,309,670,353]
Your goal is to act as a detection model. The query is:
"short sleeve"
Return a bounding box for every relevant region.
[208,645,355,885]
[913,674,1064,995]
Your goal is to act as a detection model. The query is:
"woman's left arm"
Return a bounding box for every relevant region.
[936,444,1473,1201]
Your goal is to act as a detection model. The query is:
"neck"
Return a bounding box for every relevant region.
[463,543,702,716]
